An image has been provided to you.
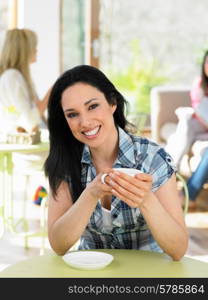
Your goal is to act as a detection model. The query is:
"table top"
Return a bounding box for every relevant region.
[0,249,207,278]
[0,142,49,153]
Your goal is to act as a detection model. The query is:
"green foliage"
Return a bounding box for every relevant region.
[196,43,208,66]
[108,40,168,113]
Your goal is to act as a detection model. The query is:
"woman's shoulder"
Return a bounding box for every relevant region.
[121,128,165,155]
[1,68,23,79]
[130,133,161,152]
[0,68,27,89]
[131,133,175,162]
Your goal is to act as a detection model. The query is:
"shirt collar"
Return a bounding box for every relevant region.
[114,127,136,168]
[81,143,92,165]
[81,126,137,168]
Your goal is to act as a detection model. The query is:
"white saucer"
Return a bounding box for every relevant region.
[62,251,114,270]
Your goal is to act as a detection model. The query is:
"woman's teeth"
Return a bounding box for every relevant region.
[83,126,100,136]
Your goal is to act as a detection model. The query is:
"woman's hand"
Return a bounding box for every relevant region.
[86,168,114,200]
[106,170,153,208]
[16,126,27,133]
[34,87,52,116]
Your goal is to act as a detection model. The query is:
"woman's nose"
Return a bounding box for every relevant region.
[79,115,91,127]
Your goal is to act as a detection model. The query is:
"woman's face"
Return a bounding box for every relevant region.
[204,55,208,77]
[61,82,117,148]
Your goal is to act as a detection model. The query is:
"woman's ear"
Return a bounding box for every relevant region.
[111,104,117,114]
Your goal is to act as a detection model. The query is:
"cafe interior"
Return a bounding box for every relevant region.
[0,0,207,277]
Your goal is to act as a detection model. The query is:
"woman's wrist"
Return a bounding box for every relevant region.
[139,192,158,212]
[82,187,99,204]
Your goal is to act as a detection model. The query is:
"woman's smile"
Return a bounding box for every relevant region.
[82,125,101,139]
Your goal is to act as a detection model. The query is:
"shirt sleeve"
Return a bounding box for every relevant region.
[149,147,177,192]
[0,69,41,132]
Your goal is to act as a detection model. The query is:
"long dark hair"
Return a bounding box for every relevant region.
[201,50,208,95]
[44,65,132,202]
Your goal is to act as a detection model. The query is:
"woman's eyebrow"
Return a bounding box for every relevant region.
[64,98,98,112]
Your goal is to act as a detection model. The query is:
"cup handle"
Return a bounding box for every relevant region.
[101,173,108,184]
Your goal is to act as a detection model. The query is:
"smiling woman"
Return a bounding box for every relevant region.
[44,65,188,261]
[61,82,117,146]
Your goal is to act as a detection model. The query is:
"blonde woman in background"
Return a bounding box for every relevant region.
[0,28,50,134]
[0,28,51,199]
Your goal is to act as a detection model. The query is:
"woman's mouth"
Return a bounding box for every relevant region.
[82,126,101,139]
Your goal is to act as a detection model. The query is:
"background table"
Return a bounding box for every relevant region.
[0,249,207,278]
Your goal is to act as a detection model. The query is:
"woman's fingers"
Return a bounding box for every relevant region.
[94,169,152,207]
[110,175,145,198]
[107,170,152,207]
[111,188,141,208]
[110,172,151,193]
[97,172,113,193]
[113,171,151,187]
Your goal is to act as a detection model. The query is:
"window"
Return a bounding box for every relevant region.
[61,0,85,72]
[0,0,10,50]
[99,0,208,113]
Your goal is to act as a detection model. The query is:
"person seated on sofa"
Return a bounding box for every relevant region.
[181,148,208,210]
[165,50,208,168]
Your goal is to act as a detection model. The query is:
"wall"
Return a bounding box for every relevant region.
[17,0,61,97]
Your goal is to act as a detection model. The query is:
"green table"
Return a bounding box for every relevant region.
[0,142,49,240]
[0,249,207,278]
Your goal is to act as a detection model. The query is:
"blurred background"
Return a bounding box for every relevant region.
[0,0,208,270]
[1,0,208,115]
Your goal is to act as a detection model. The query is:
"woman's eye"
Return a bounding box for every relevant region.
[67,112,77,118]
[89,103,99,110]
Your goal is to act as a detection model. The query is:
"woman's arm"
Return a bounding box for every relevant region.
[48,171,113,256]
[35,87,52,116]
[107,171,188,261]
[139,174,188,261]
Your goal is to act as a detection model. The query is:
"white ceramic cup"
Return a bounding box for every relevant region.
[101,168,142,184]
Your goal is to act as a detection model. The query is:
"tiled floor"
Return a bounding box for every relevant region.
[0,174,208,272]
[185,212,208,262]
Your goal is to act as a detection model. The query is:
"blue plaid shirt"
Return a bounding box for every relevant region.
[78,127,176,252]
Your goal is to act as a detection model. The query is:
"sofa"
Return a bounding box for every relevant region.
[150,86,208,177]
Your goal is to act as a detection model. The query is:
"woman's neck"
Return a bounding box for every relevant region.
[90,126,119,167]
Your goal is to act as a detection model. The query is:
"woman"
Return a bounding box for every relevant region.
[0,28,50,134]
[186,148,208,210]
[166,50,208,168]
[45,65,188,260]
[0,28,50,198]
